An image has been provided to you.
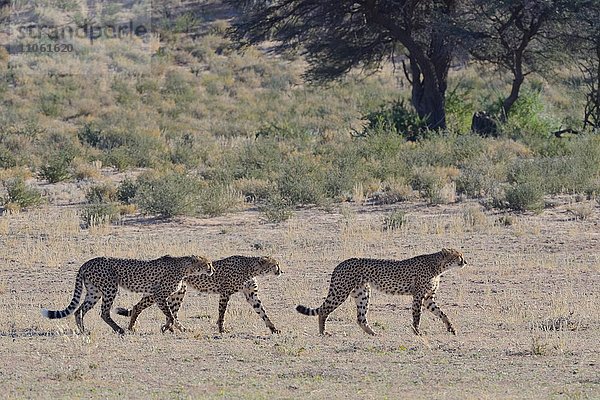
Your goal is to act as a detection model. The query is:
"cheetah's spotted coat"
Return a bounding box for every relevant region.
[296,248,466,335]
[41,255,214,334]
[116,255,282,334]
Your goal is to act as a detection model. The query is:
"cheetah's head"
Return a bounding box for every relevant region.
[256,256,282,276]
[440,248,466,270]
[187,255,214,277]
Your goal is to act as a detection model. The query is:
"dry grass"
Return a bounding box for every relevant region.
[0,180,599,399]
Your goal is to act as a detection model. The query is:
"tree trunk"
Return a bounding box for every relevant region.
[593,44,600,127]
[502,73,524,122]
[365,5,452,130]
[408,56,448,130]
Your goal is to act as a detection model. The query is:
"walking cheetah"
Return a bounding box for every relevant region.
[41,255,214,334]
[115,255,282,334]
[296,248,466,336]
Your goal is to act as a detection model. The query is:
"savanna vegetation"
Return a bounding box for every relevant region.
[1,0,599,225]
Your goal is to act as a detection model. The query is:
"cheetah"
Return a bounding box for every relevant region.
[41,255,214,334]
[296,248,466,336]
[115,255,282,334]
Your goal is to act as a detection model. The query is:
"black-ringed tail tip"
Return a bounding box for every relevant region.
[296,305,318,316]
[41,307,74,319]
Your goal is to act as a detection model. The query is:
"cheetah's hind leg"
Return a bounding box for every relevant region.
[351,284,376,335]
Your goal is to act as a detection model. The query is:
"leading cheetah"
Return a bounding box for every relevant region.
[296,248,466,335]
[115,255,282,334]
[41,255,214,334]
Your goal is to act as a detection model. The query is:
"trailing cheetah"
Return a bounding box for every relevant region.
[41,255,214,334]
[296,248,466,335]
[116,255,282,334]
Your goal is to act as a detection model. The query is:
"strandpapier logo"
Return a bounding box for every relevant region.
[3,0,155,75]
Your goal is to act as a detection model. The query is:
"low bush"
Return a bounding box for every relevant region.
[411,166,460,204]
[276,156,327,206]
[80,202,121,227]
[501,90,559,140]
[456,156,508,198]
[445,86,475,133]
[369,180,415,205]
[39,152,74,183]
[134,171,204,218]
[234,178,273,202]
[259,194,293,223]
[361,99,428,141]
[117,177,138,204]
[1,178,43,211]
[504,182,544,212]
[85,183,118,204]
[462,206,487,228]
[71,159,102,181]
[198,184,244,217]
[383,210,406,231]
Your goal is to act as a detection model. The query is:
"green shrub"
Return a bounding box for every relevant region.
[104,147,134,171]
[323,146,364,200]
[445,86,475,133]
[361,99,429,141]
[505,155,597,196]
[501,90,558,139]
[410,168,445,203]
[259,194,293,223]
[80,202,121,227]
[134,171,203,218]
[107,135,167,170]
[276,156,326,206]
[117,177,138,204]
[234,138,285,180]
[359,133,409,181]
[79,123,167,170]
[2,178,43,210]
[78,123,117,150]
[0,146,17,169]
[233,178,273,202]
[39,92,63,118]
[504,182,544,212]
[198,184,244,217]
[39,152,73,183]
[383,210,406,231]
[456,156,508,198]
[85,183,118,204]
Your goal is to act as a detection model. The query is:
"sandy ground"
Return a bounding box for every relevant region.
[0,192,598,399]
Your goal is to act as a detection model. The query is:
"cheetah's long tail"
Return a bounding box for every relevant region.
[41,269,84,319]
[296,304,321,316]
[114,307,132,317]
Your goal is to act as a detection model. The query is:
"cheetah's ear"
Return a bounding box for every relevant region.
[441,248,450,255]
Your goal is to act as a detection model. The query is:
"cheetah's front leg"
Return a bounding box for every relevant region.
[423,293,456,334]
[411,294,424,335]
[217,294,231,333]
[155,294,186,333]
[242,280,280,334]
[167,285,187,321]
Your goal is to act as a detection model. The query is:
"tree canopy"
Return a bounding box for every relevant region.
[228,0,458,129]
[227,0,596,131]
